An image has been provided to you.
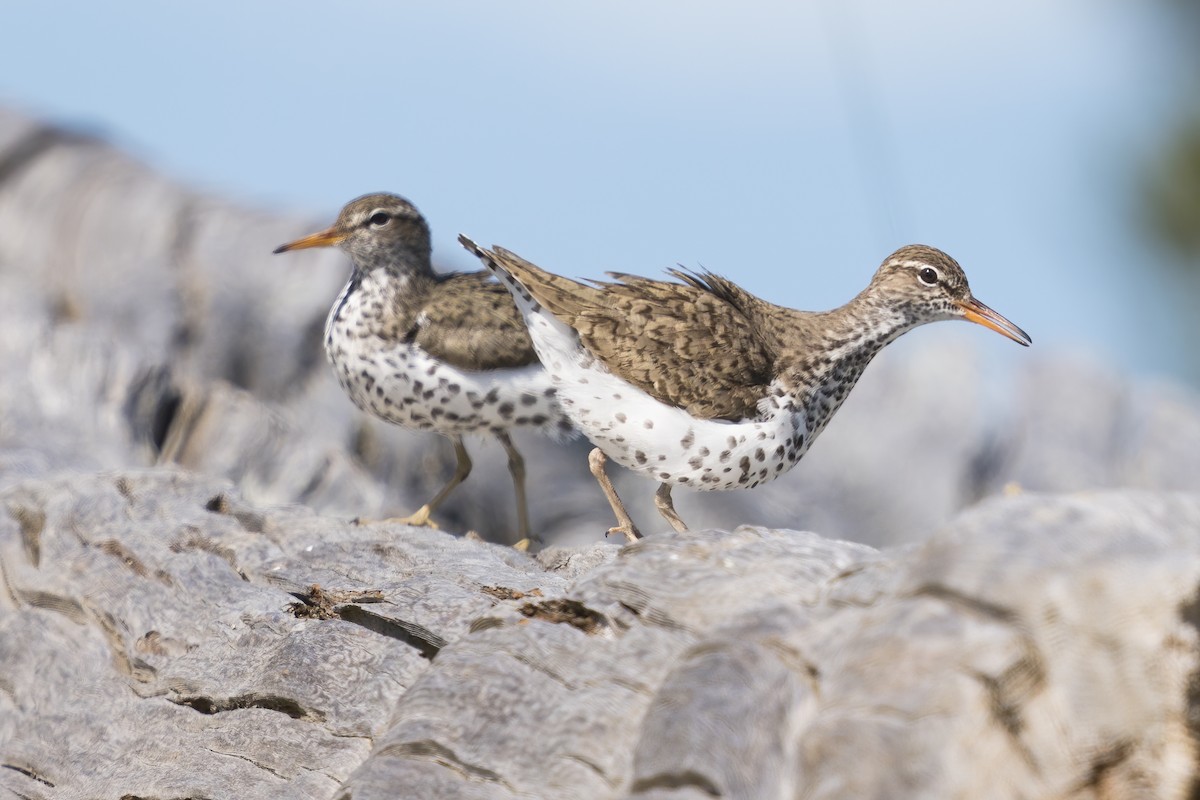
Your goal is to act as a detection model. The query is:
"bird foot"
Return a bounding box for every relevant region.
[354,506,440,529]
[510,529,547,552]
[389,508,440,529]
[605,524,642,544]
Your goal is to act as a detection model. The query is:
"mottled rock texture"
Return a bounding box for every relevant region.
[1,107,1200,799]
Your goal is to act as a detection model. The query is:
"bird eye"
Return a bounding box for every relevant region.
[368,212,391,227]
[918,267,939,286]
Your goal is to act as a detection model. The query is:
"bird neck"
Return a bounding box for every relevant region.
[346,233,435,280]
[824,287,919,359]
[347,259,438,313]
[776,291,918,438]
[346,243,434,292]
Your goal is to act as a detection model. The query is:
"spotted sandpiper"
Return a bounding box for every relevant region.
[274,194,574,547]
[460,237,1031,542]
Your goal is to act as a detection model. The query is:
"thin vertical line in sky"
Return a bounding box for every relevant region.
[816,0,911,247]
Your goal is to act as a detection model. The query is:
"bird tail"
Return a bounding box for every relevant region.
[458,235,600,322]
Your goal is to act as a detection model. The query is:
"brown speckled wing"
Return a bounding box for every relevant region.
[486,248,775,421]
[411,272,540,371]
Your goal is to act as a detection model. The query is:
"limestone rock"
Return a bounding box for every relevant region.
[3,473,1199,798]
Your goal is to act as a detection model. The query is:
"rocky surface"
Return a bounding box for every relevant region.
[2,106,1200,798]
[4,475,1199,799]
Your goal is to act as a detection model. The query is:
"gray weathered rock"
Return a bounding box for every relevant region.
[3,473,1199,798]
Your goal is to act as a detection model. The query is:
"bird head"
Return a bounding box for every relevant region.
[867,245,1031,346]
[273,192,432,273]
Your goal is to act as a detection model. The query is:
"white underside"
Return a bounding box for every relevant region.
[491,269,810,491]
[324,277,572,440]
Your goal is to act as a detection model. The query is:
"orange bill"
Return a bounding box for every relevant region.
[957,297,1032,347]
[273,226,347,254]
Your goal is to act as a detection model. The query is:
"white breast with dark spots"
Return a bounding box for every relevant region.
[323,275,572,440]
[565,366,809,490]
[500,281,811,491]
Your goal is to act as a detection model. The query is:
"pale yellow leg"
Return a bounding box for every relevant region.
[654,482,689,533]
[496,431,538,551]
[588,448,641,543]
[379,436,471,529]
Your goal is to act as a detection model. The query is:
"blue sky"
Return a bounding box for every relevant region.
[3,0,1194,386]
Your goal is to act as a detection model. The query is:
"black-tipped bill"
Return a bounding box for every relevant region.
[957,297,1032,347]
[273,226,348,254]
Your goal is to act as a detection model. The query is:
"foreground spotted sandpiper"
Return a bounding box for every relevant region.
[460,237,1030,541]
[274,194,574,547]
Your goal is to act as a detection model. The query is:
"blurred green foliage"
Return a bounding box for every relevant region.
[1145,0,1200,265]
[1146,119,1200,261]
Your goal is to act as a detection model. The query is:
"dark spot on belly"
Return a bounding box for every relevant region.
[616,412,627,423]
[754,448,765,462]
[680,429,695,449]
[521,394,537,406]
[498,402,515,418]
[739,456,751,479]
[644,419,654,429]
[698,447,709,457]
[531,415,548,426]
[659,472,671,480]
[688,456,703,469]
[635,450,647,464]
[719,450,731,463]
